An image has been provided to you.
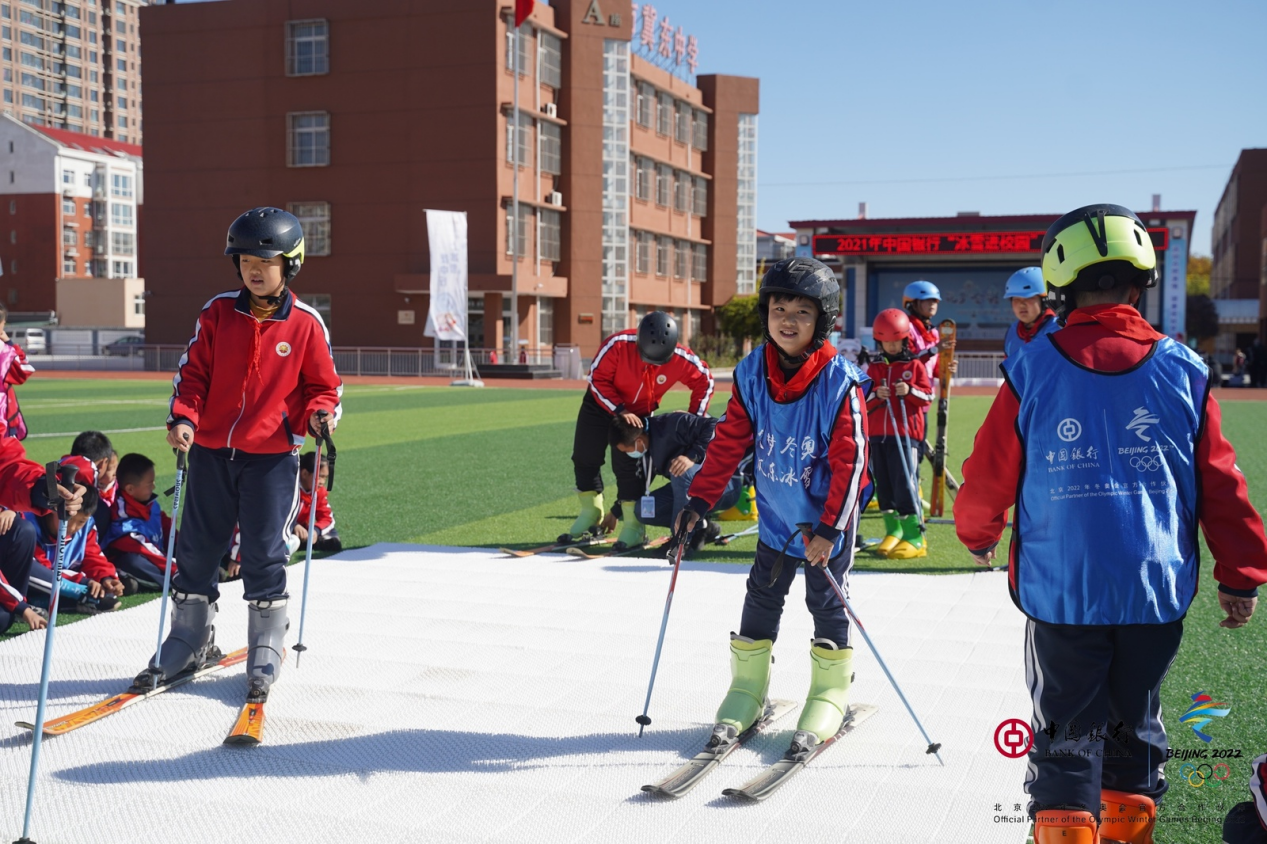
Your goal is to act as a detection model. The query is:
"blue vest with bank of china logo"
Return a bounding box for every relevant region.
[1001,335,1208,625]
[734,345,869,558]
[1003,314,1060,359]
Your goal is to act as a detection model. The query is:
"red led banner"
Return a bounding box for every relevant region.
[812,229,1169,256]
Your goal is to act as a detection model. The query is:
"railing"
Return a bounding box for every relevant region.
[952,352,1006,381]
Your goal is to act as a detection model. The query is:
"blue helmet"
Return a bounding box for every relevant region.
[1003,267,1046,301]
[902,280,941,306]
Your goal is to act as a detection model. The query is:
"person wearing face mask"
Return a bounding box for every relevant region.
[607,413,743,559]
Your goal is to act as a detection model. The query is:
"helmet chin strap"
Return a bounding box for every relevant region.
[261,283,288,307]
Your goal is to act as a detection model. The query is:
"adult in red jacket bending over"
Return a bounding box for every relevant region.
[143,207,342,708]
[563,312,713,551]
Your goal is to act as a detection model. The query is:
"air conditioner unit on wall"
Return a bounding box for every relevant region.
[543,103,558,118]
[547,191,563,206]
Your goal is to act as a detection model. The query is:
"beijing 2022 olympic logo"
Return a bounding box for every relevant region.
[1130,455,1162,472]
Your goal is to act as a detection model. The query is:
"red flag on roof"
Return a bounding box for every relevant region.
[514,0,534,27]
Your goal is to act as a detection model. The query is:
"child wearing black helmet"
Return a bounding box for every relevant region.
[562,311,714,552]
[678,257,870,756]
[142,207,343,719]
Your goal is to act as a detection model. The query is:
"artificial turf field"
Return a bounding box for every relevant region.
[6,377,1266,842]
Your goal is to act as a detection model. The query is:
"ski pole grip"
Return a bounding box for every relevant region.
[55,463,79,519]
[176,449,187,473]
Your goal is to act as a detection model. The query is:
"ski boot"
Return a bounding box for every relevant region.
[793,638,853,750]
[1099,790,1155,844]
[246,598,289,702]
[886,514,926,559]
[558,491,605,544]
[611,503,645,552]
[876,511,903,555]
[1034,808,1098,844]
[132,591,220,691]
[688,519,721,555]
[714,634,773,736]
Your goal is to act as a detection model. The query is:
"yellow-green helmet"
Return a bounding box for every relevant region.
[1040,203,1157,290]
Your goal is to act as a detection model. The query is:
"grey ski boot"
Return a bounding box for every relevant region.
[132,591,221,691]
[246,598,289,703]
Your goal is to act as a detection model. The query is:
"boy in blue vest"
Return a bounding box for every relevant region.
[679,258,869,754]
[955,205,1267,844]
[102,453,174,593]
[1001,266,1059,358]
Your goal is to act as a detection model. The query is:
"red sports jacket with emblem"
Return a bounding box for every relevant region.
[865,355,932,439]
[169,288,342,454]
[587,329,714,417]
[295,485,334,534]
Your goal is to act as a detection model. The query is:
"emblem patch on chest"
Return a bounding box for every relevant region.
[275,342,293,357]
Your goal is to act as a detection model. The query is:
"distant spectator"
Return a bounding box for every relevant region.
[0,303,34,440]
[294,450,340,553]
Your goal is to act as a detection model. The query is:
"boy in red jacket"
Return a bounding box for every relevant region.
[294,450,339,553]
[865,309,932,558]
[564,311,713,551]
[145,207,342,706]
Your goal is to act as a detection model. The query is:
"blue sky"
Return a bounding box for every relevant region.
[174,0,1265,253]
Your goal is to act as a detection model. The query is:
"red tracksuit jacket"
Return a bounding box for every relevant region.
[955,304,1267,596]
[169,288,342,454]
[588,329,714,417]
[295,485,334,534]
[0,437,56,617]
[865,355,932,439]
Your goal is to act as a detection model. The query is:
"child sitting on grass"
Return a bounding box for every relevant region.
[69,431,115,534]
[24,456,124,614]
[294,450,340,553]
[102,453,175,594]
[0,505,43,633]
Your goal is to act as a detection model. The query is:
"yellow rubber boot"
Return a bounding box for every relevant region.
[1034,810,1098,844]
[887,513,927,559]
[614,502,646,550]
[564,491,604,541]
[1099,790,1155,844]
[795,640,853,742]
[876,511,903,555]
[714,634,772,733]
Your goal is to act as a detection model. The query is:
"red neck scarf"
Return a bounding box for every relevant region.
[910,313,937,344]
[764,342,837,402]
[1064,304,1163,342]
[1017,308,1057,342]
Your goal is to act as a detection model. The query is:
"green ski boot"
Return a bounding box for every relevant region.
[560,491,605,543]
[795,638,853,743]
[887,513,926,559]
[876,511,903,555]
[715,634,773,733]
[612,502,645,551]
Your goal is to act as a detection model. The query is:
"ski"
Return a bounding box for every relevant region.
[223,698,266,746]
[499,535,613,558]
[15,647,248,737]
[722,703,879,802]
[930,319,957,517]
[566,535,670,560]
[641,699,797,798]
[715,525,760,545]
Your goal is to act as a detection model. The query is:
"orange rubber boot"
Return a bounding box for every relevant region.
[1099,791,1155,844]
[1034,809,1099,844]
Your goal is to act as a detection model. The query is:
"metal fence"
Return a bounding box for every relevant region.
[953,352,1005,381]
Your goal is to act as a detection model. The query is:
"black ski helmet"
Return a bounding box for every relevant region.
[225,207,306,284]
[637,311,679,365]
[758,257,841,360]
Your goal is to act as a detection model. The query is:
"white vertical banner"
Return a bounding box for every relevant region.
[1163,230,1187,340]
[423,209,468,341]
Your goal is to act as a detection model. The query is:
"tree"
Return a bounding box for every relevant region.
[1187,254,1211,296]
[715,294,762,344]
[1185,294,1219,342]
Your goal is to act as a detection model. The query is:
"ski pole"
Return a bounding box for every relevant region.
[798,523,943,766]
[635,521,691,737]
[293,411,331,667]
[17,461,79,844]
[897,398,926,525]
[716,524,759,545]
[146,449,187,688]
[883,395,923,525]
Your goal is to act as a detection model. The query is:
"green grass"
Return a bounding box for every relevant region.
[4,378,1265,842]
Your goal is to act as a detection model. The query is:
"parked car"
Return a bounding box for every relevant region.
[101,335,145,357]
[9,327,46,354]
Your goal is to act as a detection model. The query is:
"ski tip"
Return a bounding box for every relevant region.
[721,787,758,801]
[640,785,677,798]
[223,733,261,747]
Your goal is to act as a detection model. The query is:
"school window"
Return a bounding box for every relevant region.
[297,293,331,327]
[132,293,144,316]
[111,259,132,277]
[505,112,531,166]
[0,6,8,19]
[116,58,125,71]
[287,111,330,167]
[538,120,560,175]
[675,101,691,144]
[504,19,532,74]
[62,258,75,275]
[538,30,560,88]
[692,244,708,281]
[117,96,126,109]
[61,227,76,246]
[634,156,652,201]
[693,110,709,151]
[636,82,653,128]
[2,26,9,40]
[504,202,529,257]
[61,198,74,214]
[62,168,73,184]
[655,235,670,276]
[537,296,554,347]
[110,231,134,254]
[635,230,650,274]
[674,240,688,278]
[82,172,90,187]
[67,83,80,98]
[656,92,673,135]
[285,19,328,76]
[288,201,330,256]
[82,230,92,247]
[673,171,688,213]
[539,208,560,262]
[66,45,80,59]
[1,90,9,104]
[655,164,671,207]
[116,115,126,128]
[110,202,132,227]
[692,177,708,216]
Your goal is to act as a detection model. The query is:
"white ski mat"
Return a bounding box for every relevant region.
[1,544,1033,844]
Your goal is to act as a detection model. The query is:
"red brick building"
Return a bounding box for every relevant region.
[140,0,759,353]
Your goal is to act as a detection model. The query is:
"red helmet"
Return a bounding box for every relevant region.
[872,308,911,342]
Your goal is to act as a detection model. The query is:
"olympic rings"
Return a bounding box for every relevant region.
[1130,455,1162,472]
[1178,762,1232,787]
